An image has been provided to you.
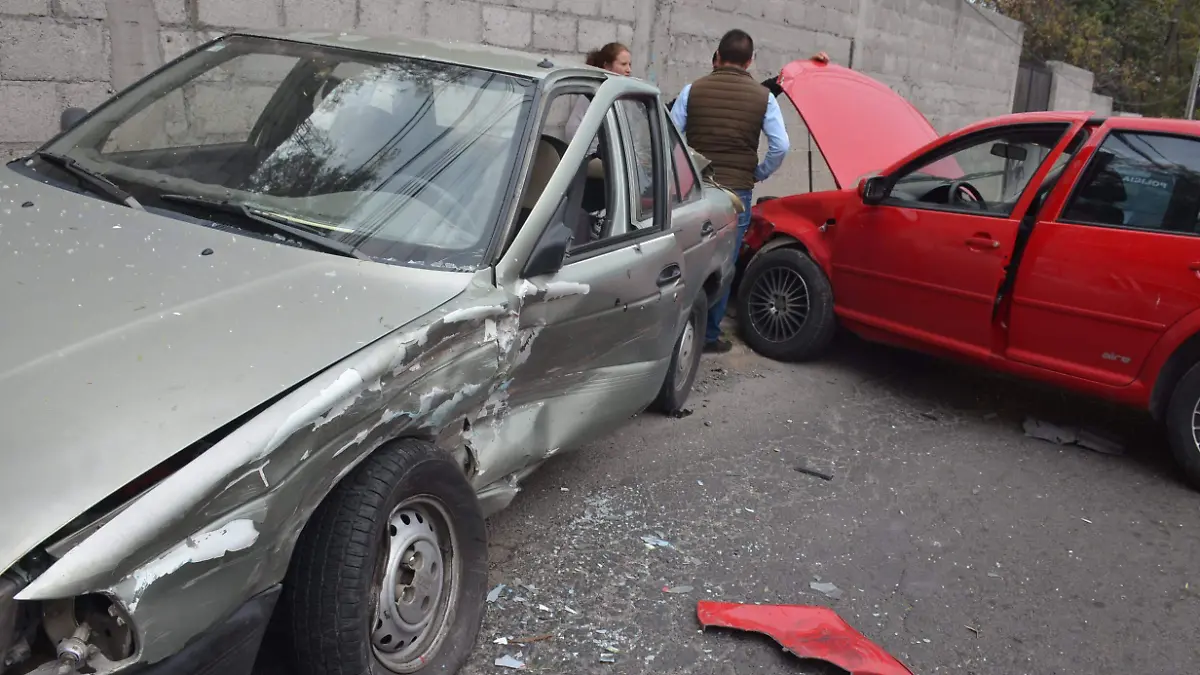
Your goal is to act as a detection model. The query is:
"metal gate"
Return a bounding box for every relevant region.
[1012,60,1052,113]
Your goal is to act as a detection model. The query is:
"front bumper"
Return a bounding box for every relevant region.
[132,585,280,675]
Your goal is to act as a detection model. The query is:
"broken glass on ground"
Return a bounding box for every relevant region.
[495,654,526,670]
[809,581,843,599]
[641,534,673,549]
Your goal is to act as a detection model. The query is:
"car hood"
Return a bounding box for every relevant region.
[776,59,942,188]
[0,168,473,572]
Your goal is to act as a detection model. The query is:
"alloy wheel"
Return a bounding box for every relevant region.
[747,266,810,343]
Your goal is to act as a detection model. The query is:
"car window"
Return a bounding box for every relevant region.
[542,92,582,147]
[617,99,657,224]
[41,35,536,273]
[103,53,299,153]
[888,125,1069,217]
[522,88,629,253]
[667,121,699,205]
[1060,131,1200,234]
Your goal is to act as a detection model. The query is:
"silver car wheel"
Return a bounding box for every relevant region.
[674,316,696,393]
[371,499,459,673]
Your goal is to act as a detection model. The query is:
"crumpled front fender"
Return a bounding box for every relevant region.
[15,271,565,667]
[743,191,852,273]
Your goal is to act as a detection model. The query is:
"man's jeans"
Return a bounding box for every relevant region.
[706,189,754,344]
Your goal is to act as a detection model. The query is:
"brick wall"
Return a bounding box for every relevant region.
[0,0,1075,194]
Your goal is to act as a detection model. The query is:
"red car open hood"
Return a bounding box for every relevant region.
[777,59,943,188]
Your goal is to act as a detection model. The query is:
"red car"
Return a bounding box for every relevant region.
[738,59,1200,487]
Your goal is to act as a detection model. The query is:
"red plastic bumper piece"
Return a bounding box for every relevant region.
[696,601,914,675]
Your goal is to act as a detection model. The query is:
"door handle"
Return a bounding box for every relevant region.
[701,221,715,238]
[965,235,1000,249]
[657,264,683,287]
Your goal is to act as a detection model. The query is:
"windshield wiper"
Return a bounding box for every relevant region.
[34,151,144,210]
[159,194,370,261]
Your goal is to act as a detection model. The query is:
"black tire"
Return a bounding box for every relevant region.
[651,291,707,414]
[1164,361,1200,490]
[285,438,488,675]
[735,247,836,362]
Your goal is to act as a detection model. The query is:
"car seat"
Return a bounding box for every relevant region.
[517,135,566,226]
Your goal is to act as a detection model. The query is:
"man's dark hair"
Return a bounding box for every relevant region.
[717,29,754,66]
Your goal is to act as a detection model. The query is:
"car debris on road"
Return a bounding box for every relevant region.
[809,581,843,599]
[795,464,835,481]
[1022,417,1127,455]
[697,600,914,675]
[493,654,526,670]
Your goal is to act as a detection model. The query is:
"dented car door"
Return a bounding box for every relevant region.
[469,78,680,490]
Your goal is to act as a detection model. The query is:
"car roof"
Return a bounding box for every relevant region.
[961,110,1200,136]
[954,110,1094,134]
[232,29,605,80]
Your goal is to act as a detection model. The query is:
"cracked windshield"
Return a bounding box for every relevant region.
[41,35,534,270]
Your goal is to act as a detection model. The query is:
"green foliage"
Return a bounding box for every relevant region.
[981,0,1199,117]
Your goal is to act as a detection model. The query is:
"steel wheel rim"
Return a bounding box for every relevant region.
[371,497,460,673]
[747,266,810,343]
[674,314,697,392]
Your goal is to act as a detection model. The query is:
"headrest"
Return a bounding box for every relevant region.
[518,137,563,212]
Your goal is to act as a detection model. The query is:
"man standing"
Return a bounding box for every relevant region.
[670,29,790,354]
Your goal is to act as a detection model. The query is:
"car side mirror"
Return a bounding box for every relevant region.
[522,219,574,278]
[60,107,88,132]
[860,176,889,205]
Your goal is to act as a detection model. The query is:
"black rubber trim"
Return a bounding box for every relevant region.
[133,584,281,675]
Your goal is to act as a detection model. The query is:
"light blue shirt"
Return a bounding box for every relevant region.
[670,83,791,183]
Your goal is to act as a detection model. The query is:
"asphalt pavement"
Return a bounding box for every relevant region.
[459,333,1200,675]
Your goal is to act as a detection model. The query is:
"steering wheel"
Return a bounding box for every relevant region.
[387,174,481,245]
[948,180,987,210]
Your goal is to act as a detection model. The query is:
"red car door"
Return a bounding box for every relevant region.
[829,120,1081,359]
[1006,119,1200,386]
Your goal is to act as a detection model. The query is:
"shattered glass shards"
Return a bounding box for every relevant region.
[809,581,843,599]
[495,654,526,670]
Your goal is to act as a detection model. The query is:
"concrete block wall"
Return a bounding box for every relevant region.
[754,0,1025,197]
[1090,92,1113,116]
[1046,60,1095,112]
[0,0,1096,196]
